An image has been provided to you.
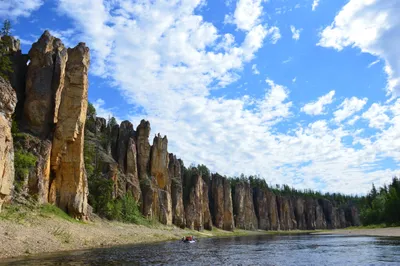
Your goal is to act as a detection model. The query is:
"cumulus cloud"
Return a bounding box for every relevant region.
[312,0,320,11]
[55,0,400,194]
[301,90,335,115]
[362,103,390,129]
[0,0,43,19]
[334,97,368,123]
[225,0,265,31]
[317,0,400,97]
[290,25,302,41]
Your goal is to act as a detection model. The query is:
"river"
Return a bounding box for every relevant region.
[2,234,400,265]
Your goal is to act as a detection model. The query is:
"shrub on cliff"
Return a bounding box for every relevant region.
[0,20,13,80]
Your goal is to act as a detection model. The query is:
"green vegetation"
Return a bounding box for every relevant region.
[359,177,400,226]
[11,120,38,192]
[1,19,11,36]
[0,20,13,80]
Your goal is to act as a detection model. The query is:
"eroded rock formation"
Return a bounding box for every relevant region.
[23,31,67,137]
[233,182,258,230]
[0,77,17,211]
[169,154,185,228]
[48,43,90,219]
[185,174,212,230]
[210,174,234,231]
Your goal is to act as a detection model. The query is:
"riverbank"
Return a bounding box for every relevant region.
[0,204,273,259]
[312,227,400,237]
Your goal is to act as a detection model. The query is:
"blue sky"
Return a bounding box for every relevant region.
[2,0,400,194]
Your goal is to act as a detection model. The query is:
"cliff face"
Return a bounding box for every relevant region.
[23,31,67,137]
[150,134,172,225]
[48,43,90,219]
[233,182,258,230]
[185,174,212,230]
[168,154,185,228]
[0,77,17,211]
[210,174,234,231]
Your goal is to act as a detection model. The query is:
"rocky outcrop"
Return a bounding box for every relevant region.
[136,120,154,218]
[315,200,327,229]
[345,205,361,226]
[126,138,141,202]
[117,121,134,171]
[210,174,234,231]
[277,196,292,230]
[23,31,68,138]
[150,134,172,225]
[95,117,106,133]
[48,43,90,219]
[185,173,212,230]
[0,77,17,211]
[253,187,270,230]
[293,197,306,230]
[233,182,258,230]
[169,154,185,228]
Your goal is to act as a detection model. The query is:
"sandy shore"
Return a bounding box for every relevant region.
[0,205,263,259]
[312,227,400,237]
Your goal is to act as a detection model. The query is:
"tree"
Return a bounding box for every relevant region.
[0,40,13,80]
[1,20,11,36]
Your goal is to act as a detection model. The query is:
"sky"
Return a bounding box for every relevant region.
[2,0,400,195]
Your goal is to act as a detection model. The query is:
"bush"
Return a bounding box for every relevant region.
[14,150,37,191]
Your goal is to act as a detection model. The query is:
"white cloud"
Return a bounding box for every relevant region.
[252,64,260,75]
[282,57,292,64]
[0,0,43,19]
[225,0,265,31]
[92,99,122,124]
[347,115,360,125]
[266,26,281,44]
[334,97,368,123]
[292,77,297,83]
[362,103,390,129]
[317,0,400,97]
[312,0,320,11]
[301,90,335,115]
[290,25,302,41]
[368,59,380,68]
[56,0,400,195]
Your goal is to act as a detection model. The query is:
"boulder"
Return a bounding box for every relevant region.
[233,182,258,230]
[210,174,234,231]
[49,43,90,219]
[0,77,17,211]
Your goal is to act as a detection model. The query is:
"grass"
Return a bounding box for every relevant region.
[345,223,400,230]
[52,227,72,243]
[38,204,83,223]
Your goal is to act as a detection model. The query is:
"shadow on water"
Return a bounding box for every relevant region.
[2,234,400,266]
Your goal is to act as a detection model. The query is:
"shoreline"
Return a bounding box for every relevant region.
[0,205,288,260]
[3,205,398,260]
[312,227,400,237]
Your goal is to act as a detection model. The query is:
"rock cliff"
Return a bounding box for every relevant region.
[0,77,17,211]
[168,154,185,228]
[233,181,258,230]
[48,43,90,219]
[210,174,234,231]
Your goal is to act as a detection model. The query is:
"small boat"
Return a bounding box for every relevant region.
[182,236,196,243]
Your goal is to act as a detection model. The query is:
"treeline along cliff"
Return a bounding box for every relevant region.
[0,31,361,230]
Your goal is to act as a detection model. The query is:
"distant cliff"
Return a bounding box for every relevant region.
[1,31,360,230]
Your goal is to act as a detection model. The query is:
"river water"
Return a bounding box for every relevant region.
[2,234,400,265]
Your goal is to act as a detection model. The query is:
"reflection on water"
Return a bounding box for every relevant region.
[2,234,400,265]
